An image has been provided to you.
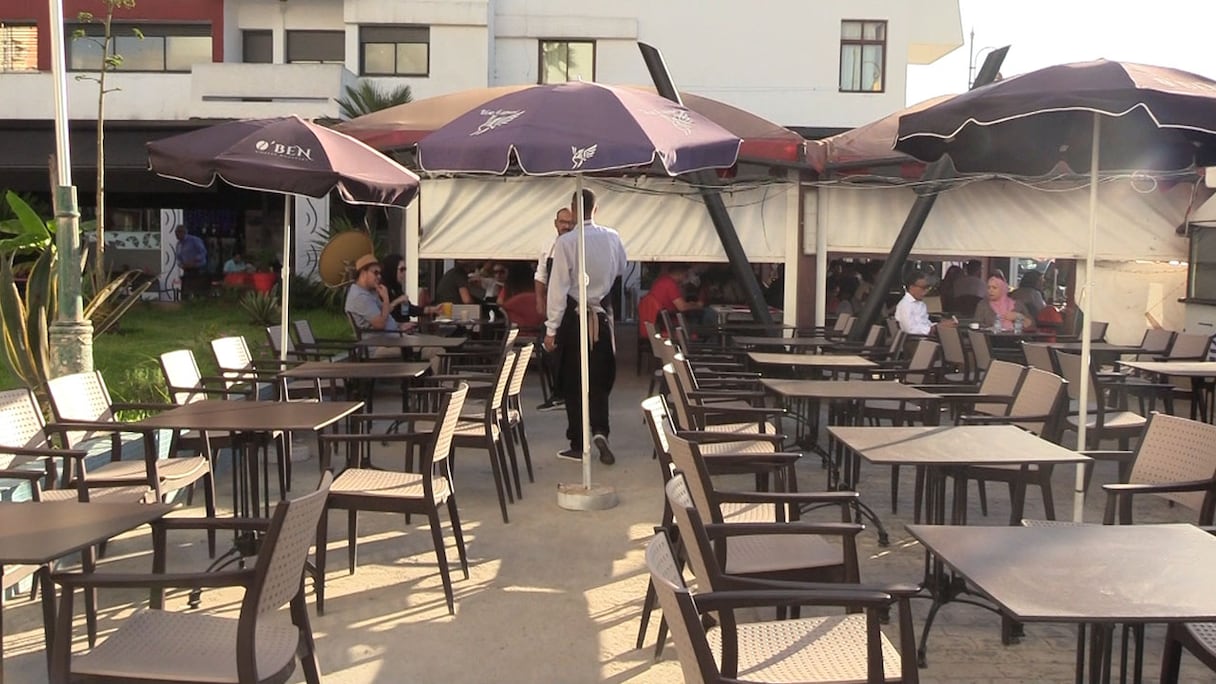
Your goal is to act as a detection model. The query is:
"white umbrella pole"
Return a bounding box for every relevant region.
[576,177,592,489]
[279,196,291,363]
[1073,113,1100,522]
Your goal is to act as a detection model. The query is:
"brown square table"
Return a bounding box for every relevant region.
[1119,360,1216,421]
[0,501,175,682]
[829,425,1089,524]
[729,335,832,352]
[135,400,362,518]
[761,380,941,546]
[907,523,1216,682]
[747,352,877,379]
[352,333,466,363]
[278,360,431,411]
[764,380,938,481]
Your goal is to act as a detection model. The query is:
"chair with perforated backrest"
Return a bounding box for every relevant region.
[643,320,669,395]
[0,388,151,652]
[955,366,1069,523]
[46,371,217,547]
[1102,412,1216,525]
[211,335,280,400]
[665,358,781,438]
[636,394,797,655]
[867,339,940,519]
[644,531,916,684]
[665,433,856,585]
[316,384,469,615]
[447,349,518,523]
[50,472,332,684]
[502,343,536,484]
[1054,350,1146,450]
[904,360,1029,520]
[158,348,248,458]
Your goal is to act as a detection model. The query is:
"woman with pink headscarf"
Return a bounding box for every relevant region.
[973,274,1036,332]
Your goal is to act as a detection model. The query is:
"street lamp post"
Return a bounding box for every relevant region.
[967,28,1002,89]
[48,0,93,376]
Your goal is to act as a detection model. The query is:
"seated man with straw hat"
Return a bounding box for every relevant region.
[346,254,414,358]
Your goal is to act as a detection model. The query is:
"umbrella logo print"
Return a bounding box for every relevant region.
[645,108,695,135]
[472,109,525,136]
[253,139,313,160]
[571,144,598,169]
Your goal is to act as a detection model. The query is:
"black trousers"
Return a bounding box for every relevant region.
[555,299,615,449]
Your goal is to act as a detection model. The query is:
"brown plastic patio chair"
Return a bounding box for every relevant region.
[635,394,808,654]
[502,343,536,484]
[1100,412,1216,525]
[1162,621,1216,684]
[935,324,971,383]
[211,334,314,401]
[315,384,469,615]
[292,319,353,361]
[48,472,332,684]
[644,531,917,683]
[159,348,249,456]
[666,433,859,585]
[417,349,518,523]
[1021,341,1055,371]
[46,371,218,554]
[665,356,786,439]
[663,472,920,681]
[953,365,1070,523]
[0,387,152,651]
[1054,350,1146,450]
[896,359,1029,520]
[967,328,994,377]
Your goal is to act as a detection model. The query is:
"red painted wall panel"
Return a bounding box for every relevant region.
[0,0,224,70]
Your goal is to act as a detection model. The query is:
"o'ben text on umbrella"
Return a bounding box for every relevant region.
[471,109,525,136]
[254,140,313,161]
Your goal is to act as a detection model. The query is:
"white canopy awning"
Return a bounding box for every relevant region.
[419,176,793,262]
[810,178,1193,261]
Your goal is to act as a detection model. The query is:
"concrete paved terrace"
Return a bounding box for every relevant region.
[3,338,1215,683]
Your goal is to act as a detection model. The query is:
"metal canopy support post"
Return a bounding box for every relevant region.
[847,47,1010,341]
[638,42,774,328]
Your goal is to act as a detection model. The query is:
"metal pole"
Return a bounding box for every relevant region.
[639,42,774,327]
[1073,113,1100,522]
[48,0,93,376]
[848,47,1009,341]
[576,177,592,489]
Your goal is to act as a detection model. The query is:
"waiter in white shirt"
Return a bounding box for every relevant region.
[543,189,627,465]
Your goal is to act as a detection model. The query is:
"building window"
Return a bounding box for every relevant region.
[360,26,428,76]
[1190,225,1216,301]
[243,30,272,64]
[839,20,886,92]
[539,40,594,84]
[68,23,211,73]
[0,23,37,72]
[286,30,344,64]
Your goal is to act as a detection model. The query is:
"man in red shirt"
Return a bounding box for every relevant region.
[648,263,703,330]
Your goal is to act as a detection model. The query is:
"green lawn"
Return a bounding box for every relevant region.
[0,300,351,404]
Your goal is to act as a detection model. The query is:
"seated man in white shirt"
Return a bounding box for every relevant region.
[894,269,955,336]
